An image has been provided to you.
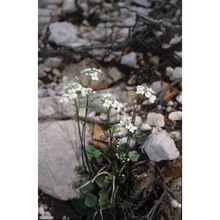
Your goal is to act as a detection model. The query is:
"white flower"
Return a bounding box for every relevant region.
[149,95,156,103]
[101,93,123,111]
[60,81,94,103]
[81,67,101,81]
[119,116,137,133]
[136,85,145,95]
[136,85,156,104]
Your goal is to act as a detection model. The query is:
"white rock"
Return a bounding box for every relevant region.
[141,130,180,162]
[39,206,45,216]
[62,0,77,14]
[150,81,163,95]
[146,113,165,127]
[170,35,182,45]
[171,199,182,209]
[39,216,54,220]
[170,67,182,80]
[168,111,182,121]
[39,120,90,200]
[176,93,182,104]
[108,67,122,82]
[121,52,137,67]
[140,123,151,131]
[48,22,78,47]
[166,66,174,77]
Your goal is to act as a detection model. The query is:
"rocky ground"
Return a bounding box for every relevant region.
[38,0,182,219]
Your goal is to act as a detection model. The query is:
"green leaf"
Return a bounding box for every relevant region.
[72,197,87,215]
[118,143,128,152]
[84,194,98,208]
[87,145,102,159]
[80,181,95,194]
[98,193,110,209]
[133,134,148,144]
[128,150,140,162]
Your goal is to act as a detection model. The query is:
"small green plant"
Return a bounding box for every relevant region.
[60,68,156,219]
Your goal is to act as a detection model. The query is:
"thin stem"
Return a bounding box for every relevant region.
[74,99,87,172]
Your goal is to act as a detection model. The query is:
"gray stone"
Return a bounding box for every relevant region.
[62,0,77,14]
[108,67,122,82]
[45,211,52,216]
[140,123,151,131]
[52,68,60,77]
[168,111,182,121]
[166,66,174,77]
[38,96,75,119]
[39,120,91,200]
[47,89,57,97]
[170,34,182,45]
[146,112,165,127]
[38,8,57,25]
[39,206,45,216]
[121,52,137,67]
[171,67,182,80]
[150,81,163,95]
[99,112,107,121]
[39,89,48,98]
[38,68,47,78]
[48,22,78,47]
[141,130,180,162]
[44,57,63,68]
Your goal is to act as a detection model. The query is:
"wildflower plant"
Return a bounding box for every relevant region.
[60,68,157,219]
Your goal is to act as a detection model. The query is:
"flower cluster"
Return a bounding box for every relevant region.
[136,85,156,103]
[60,82,94,103]
[80,67,101,81]
[101,93,123,111]
[119,116,137,133]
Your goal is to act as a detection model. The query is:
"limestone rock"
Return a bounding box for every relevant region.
[168,111,182,121]
[38,120,91,200]
[121,52,137,67]
[141,130,180,162]
[146,112,165,127]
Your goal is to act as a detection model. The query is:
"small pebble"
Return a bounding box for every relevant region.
[176,93,182,104]
[140,123,151,131]
[166,66,174,77]
[39,206,45,216]
[168,111,182,121]
[146,112,165,127]
[52,68,61,77]
[171,199,182,208]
